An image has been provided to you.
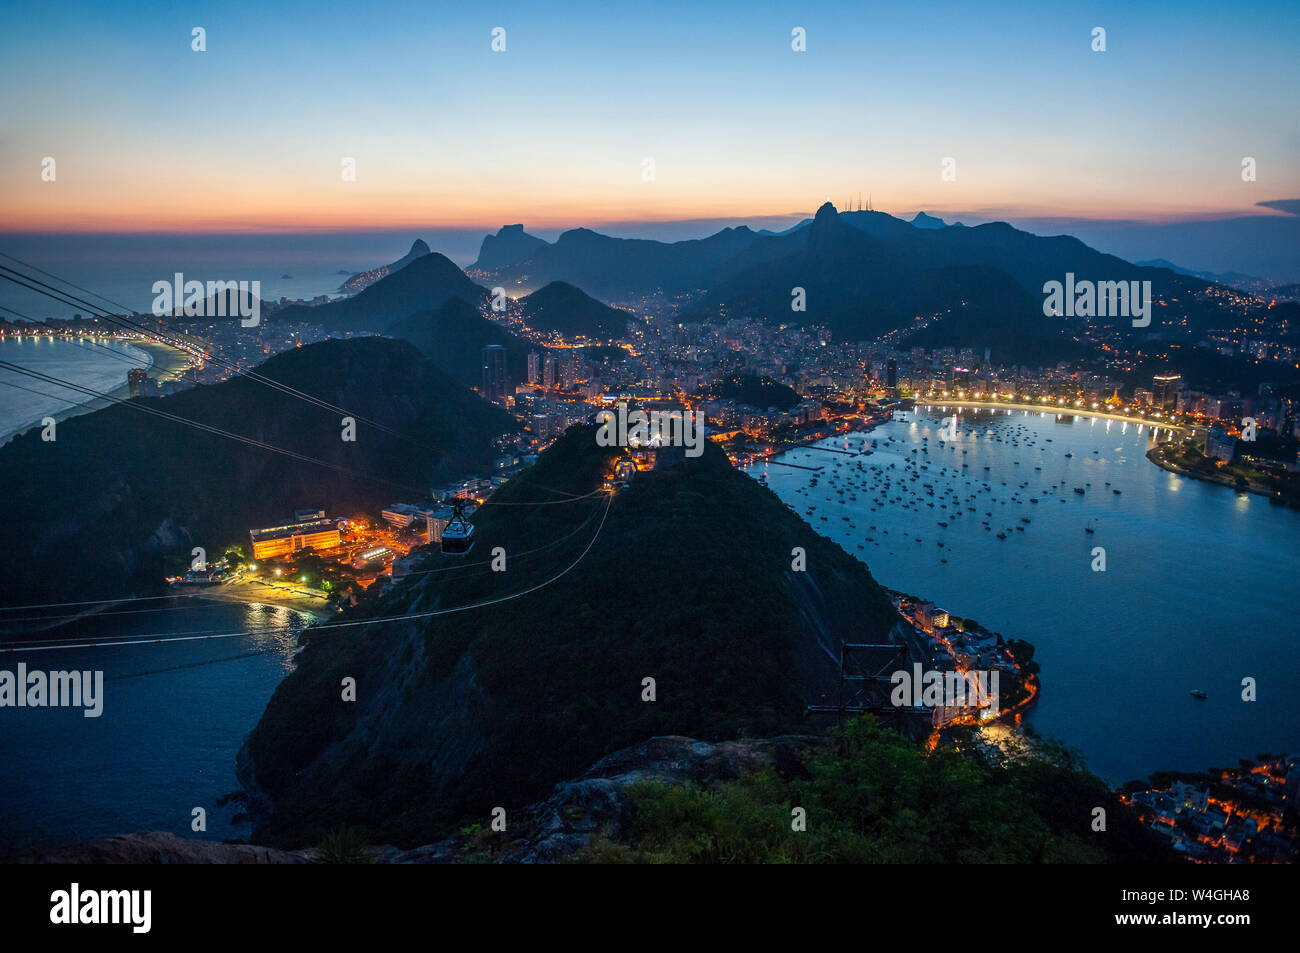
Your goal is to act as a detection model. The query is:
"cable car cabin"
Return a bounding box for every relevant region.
[441,518,474,555]
[440,501,476,556]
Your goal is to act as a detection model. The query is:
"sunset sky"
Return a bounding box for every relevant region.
[2,0,1297,233]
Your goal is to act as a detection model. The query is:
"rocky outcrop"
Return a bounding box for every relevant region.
[14,831,316,865]
[339,239,431,293]
[24,735,826,864]
[388,734,828,864]
[241,430,899,847]
[472,224,547,272]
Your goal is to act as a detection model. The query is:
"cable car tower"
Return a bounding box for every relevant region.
[806,641,934,728]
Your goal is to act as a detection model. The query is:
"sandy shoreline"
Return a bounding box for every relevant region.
[199,578,334,622]
[0,338,194,444]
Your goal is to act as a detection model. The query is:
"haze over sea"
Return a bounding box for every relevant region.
[0,231,492,320]
[750,407,1300,783]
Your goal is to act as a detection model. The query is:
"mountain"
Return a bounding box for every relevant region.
[386,296,533,390]
[704,373,800,411]
[240,427,902,846]
[472,204,1243,361]
[686,203,1059,359]
[517,281,632,340]
[154,284,268,322]
[278,253,486,332]
[471,225,547,272]
[477,225,761,298]
[237,427,1171,863]
[679,202,1231,361]
[910,211,949,229]
[0,338,514,607]
[1134,259,1273,293]
[339,240,431,293]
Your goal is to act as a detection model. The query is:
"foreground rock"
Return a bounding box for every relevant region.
[391,734,827,863]
[15,831,316,865]
[20,735,824,864]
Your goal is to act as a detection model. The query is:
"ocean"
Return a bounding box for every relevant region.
[0,336,151,442]
[0,599,314,849]
[749,406,1300,784]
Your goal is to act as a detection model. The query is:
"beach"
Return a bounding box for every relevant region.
[0,337,193,444]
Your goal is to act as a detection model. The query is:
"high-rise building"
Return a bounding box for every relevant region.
[886,358,897,390]
[482,345,507,404]
[1153,373,1182,410]
[542,353,557,388]
[527,351,541,385]
[560,351,579,390]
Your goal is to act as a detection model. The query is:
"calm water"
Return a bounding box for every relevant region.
[0,336,151,441]
[0,600,312,849]
[2,404,1295,848]
[750,406,1300,783]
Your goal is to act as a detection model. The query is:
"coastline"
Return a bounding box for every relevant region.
[912,398,1191,433]
[0,338,194,445]
[1145,442,1299,507]
[0,580,330,642]
[200,578,334,622]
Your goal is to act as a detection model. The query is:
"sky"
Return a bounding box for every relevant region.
[1,0,1298,233]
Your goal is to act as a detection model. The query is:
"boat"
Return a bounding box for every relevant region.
[1189,690,1207,699]
[1073,487,1085,495]
[1085,518,1096,534]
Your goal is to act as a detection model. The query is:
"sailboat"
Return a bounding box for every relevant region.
[1085,518,1096,534]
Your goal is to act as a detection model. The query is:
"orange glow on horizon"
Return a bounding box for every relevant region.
[3,177,1283,234]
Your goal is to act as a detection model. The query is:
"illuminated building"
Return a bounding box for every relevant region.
[353,546,392,570]
[381,502,454,541]
[249,517,341,559]
[1153,373,1182,410]
[482,345,507,404]
[1204,426,1236,463]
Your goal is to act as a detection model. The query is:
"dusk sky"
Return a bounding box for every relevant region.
[2,0,1297,232]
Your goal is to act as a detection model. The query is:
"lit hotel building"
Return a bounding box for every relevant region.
[249,517,341,559]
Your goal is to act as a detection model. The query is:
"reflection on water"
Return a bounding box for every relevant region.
[752,407,1300,783]
[0,598,313,847]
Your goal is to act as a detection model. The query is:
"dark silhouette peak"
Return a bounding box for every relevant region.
[557,227,601,242]
[814,201,838,222]
[409,238,431,255]
[474,225,547,271]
